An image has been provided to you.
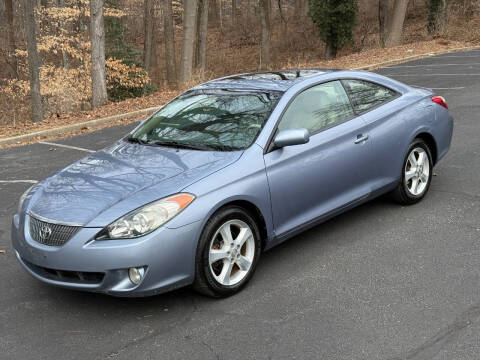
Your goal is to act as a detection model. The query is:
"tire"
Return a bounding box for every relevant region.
[193,205,262,298]
[391,138,433,205]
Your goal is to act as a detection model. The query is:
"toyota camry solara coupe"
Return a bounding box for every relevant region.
[12,69,453,297]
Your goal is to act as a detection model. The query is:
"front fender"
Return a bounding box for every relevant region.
[167,144,274,244]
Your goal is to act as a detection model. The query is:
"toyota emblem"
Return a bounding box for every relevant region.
[39,225,52,241]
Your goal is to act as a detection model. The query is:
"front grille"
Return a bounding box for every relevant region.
[29,215,80,246]
[41,267,105,284]
[22,257,104,284]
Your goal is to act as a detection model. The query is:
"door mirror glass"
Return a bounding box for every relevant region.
[273,128,310,148]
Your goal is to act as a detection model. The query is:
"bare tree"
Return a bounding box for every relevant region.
[232,0,237,23]
[259,0,271,68]
[23,0,43,122]
[54,0,70,69]
[164,0,177,86]
[5,0,17,78]
[378,0,389,47]
[277,0,287,40]
[294,0,308,17]
[385,0,408,47]
[180,0,198,84]
[218,0,223,28]
[209,0,220,26]
[427,0,447,35]
[144,0,154,72]
[197,0,209,77]
[90,0,108,108]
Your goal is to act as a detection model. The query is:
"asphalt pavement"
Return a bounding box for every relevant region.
[1,50,479,360]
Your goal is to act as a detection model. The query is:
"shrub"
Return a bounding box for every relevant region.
[106,58,155,101]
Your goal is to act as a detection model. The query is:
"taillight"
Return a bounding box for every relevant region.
[431,96,448,109]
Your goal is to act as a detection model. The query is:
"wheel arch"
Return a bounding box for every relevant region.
[207,199,270,251]
[414,131,438,165]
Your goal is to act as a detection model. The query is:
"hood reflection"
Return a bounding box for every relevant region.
[30,141,241,225]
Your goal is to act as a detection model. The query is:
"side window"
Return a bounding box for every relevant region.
[343,79,398,113]
[278,80,354,134]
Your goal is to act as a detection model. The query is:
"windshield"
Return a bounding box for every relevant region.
[129,90,282,151]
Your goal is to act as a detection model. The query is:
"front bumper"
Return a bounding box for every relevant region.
[12,213,202,297]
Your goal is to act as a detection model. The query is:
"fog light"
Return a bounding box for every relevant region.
[128,267,144,285]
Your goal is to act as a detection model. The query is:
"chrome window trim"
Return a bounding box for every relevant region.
[28,212,84,227]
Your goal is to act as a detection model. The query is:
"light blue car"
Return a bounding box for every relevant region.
[12,69,453,297]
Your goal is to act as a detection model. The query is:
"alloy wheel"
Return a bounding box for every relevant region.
[208,219,255,286]
[404,147,430,196]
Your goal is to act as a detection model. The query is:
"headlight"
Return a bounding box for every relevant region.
[17,185,34,214]
[97,193,195,240]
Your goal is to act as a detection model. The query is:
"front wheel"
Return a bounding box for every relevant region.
[391,139,433,205]
[193,206,261,297]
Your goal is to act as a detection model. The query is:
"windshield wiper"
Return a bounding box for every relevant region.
[202,144,241,151]
[150,140,212,151]
[125,136,150,145]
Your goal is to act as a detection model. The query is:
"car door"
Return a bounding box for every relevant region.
[341,79,406,191]
[263,80,373,239]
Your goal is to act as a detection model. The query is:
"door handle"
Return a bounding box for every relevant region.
[354,134,369,144]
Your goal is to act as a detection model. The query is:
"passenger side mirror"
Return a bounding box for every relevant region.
[273,128,310,148]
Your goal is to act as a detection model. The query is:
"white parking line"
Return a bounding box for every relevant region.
[382,73,480,76]
[389,63,480,68]
[0,180,38,184]
[39,141,95,153]
[434,55,480,58]
[429,87,465,90]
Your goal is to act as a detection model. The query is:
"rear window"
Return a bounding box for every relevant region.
[343,79,398,113]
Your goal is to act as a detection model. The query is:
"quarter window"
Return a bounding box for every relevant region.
[278,80,354,134]
[343,79,398,113]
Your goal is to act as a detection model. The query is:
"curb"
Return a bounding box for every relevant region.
[1,45,479,147]
[0,105,160,147]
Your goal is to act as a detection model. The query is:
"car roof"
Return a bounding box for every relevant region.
[192,69,341,92]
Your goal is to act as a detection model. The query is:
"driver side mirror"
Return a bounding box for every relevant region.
[273,128,310,149]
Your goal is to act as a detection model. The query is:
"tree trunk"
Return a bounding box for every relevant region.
[325,42,336,60]
[259,0,270,68]
[385,0,409,47]
[219,0,223,28]
[164,0,177,86]
[194,0,202,68]
[209,0,220,26]
[302,0,308,16]
[55,0,70,69]
[197,0,209,77]
[144,0,154,72]
[464,0,473,18]
[231,0,237,23]
[427,0,447,35]
[277,0,287,40]
[23,0,43,122]
[294,0,308,18]
[378,0,388,47]
[90,0,108,108]
[180,0,198,84]
[5,0,18,78]
[294,0,301,17]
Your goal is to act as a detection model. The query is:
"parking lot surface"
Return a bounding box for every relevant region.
[1,50,479,360]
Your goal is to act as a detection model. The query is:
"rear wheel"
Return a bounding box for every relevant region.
[391,139,433,205]
[193,206,261,297]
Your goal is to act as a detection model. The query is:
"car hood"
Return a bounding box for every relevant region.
[29,141,242,225]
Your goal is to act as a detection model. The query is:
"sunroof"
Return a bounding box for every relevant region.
[231,69,328,81]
